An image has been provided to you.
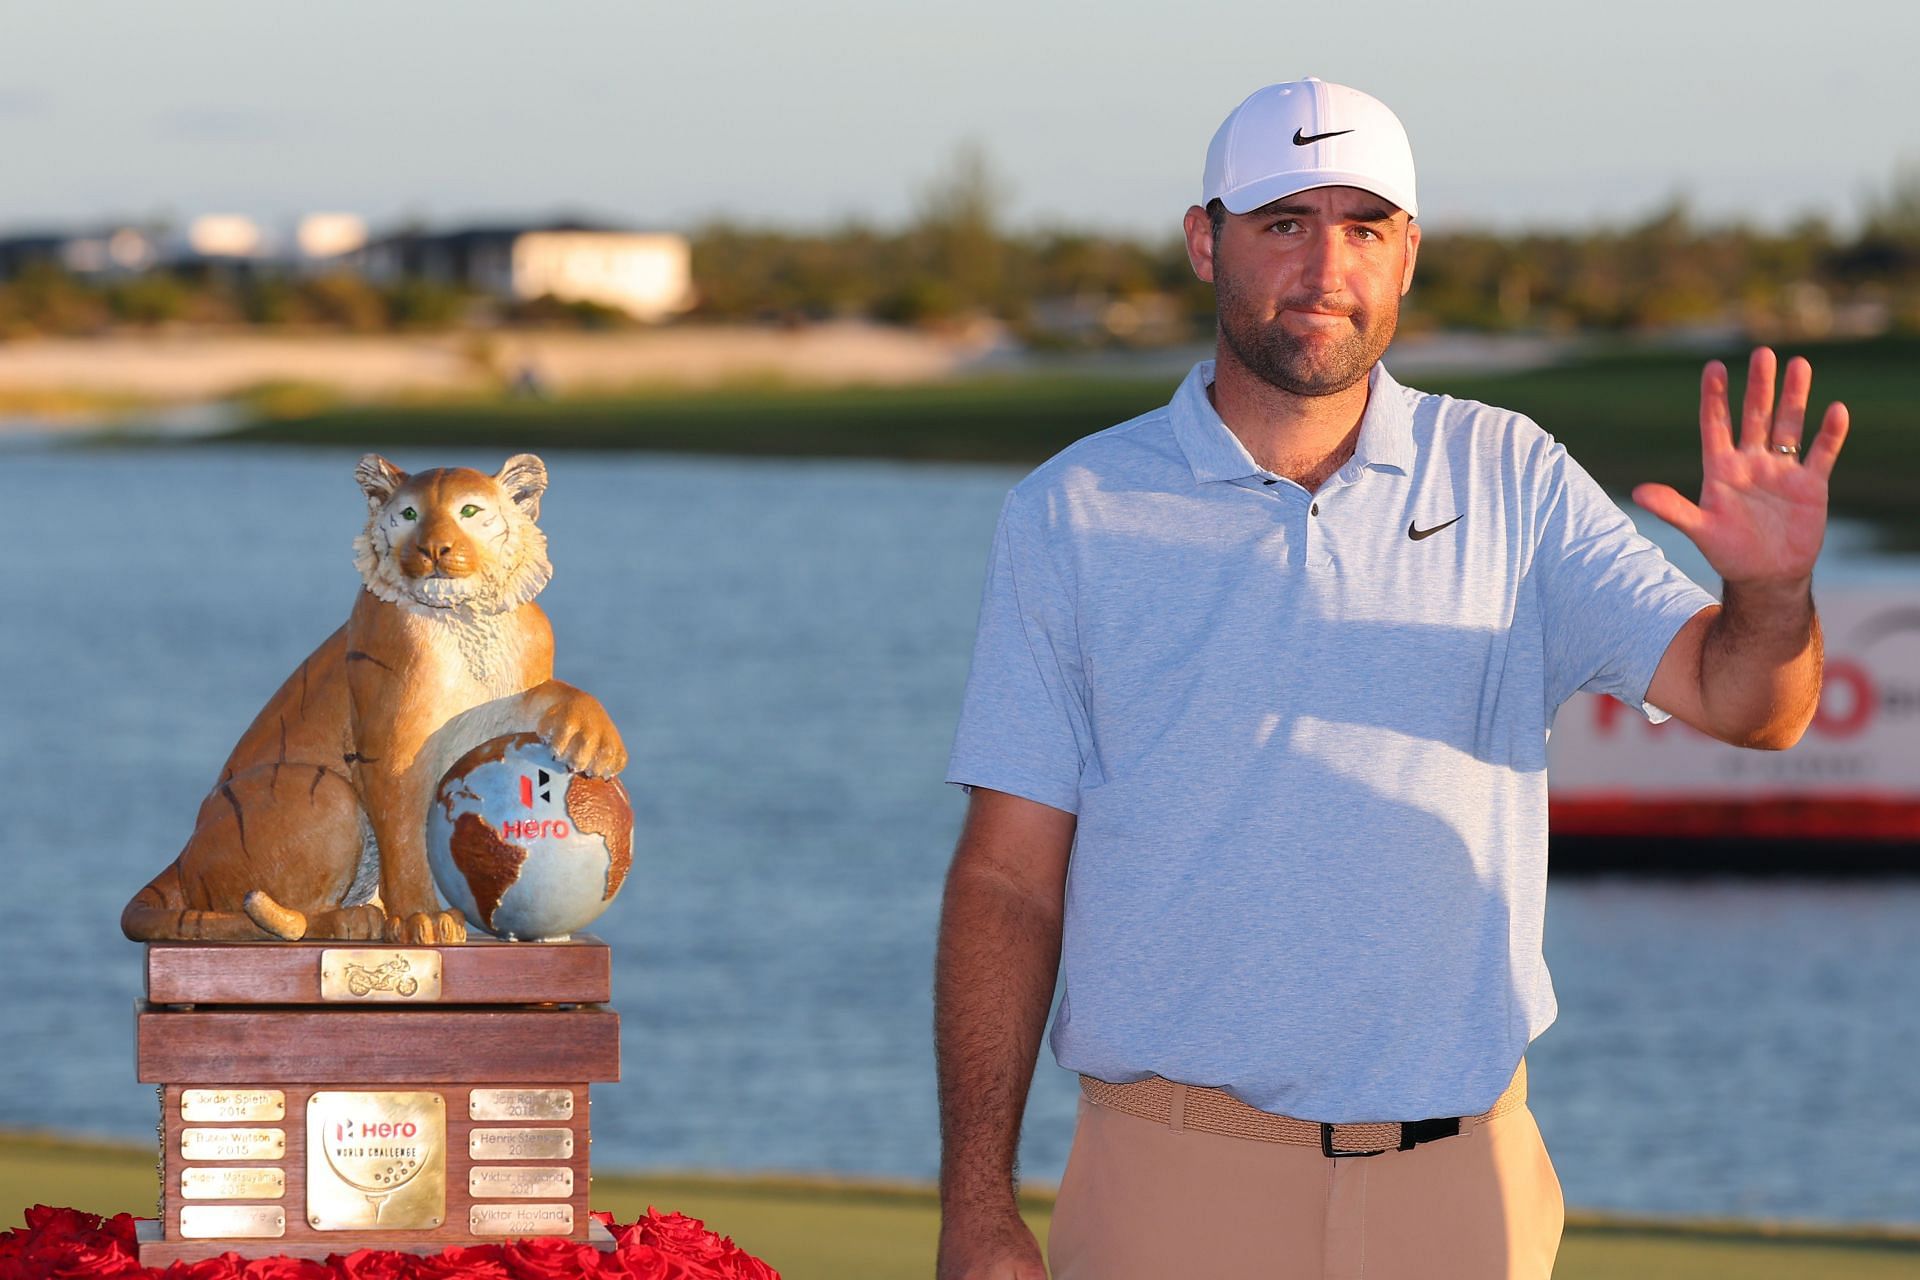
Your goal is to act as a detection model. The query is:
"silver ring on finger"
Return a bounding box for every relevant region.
[1771,440,1801,456]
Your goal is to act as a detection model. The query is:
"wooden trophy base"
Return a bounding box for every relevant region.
[135,939,620,1264]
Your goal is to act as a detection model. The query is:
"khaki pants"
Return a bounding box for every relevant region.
[1047,1075,1564,1279]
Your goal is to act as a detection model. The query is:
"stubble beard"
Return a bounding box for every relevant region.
[1214,258,1401,399]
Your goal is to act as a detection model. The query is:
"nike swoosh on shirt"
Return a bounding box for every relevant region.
[1407,515,1464,541]
[1293,128,1354,145]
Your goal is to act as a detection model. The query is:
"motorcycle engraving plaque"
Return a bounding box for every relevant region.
[318,950,442,1002]
[306,1091,446,1231]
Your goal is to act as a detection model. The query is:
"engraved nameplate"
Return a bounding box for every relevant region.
[306,1091,446,1231]
[181,1089,286,1123]
[470,1127,573,1160]
[180,1128,285,1161]
[469,1166,575,1198]
[179,1205,286,1239]
[181,1167,286,1200]
[471,1203,574,1236]
[319,949,442,1002]
[470,1089,574,1121]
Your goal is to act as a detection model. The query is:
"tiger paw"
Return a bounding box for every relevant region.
[384,908,467,944]
[537,693,627,779]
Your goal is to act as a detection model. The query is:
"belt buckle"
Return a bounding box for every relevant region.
[1320,1122,1390,1158]
[1320,1116,1462,1158]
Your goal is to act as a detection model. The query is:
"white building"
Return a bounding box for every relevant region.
[359,222,693,321]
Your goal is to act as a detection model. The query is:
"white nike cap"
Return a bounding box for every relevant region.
[1203,78,1418,219]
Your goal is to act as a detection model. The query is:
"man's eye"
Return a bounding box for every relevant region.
[1272,220,1300,234]
[460,504,480,518]
[401,507,417,521]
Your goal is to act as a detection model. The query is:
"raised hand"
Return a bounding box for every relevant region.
[1631,347,1849,585]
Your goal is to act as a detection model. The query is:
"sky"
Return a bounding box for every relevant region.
[1,0,1914,241]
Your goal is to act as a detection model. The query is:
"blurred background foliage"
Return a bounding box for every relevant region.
[4,155,1917,347]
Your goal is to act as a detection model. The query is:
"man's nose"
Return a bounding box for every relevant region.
[1299,229,1347,292]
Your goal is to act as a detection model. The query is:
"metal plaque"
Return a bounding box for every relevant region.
[181,1167,286,1200]
[180,1089,285,1123]
[179,1205,286,1239]
[469,1166,574,1198]
[470,1089,574,1121]
[470,1127,573,1160]
[180,1128,285,1161]
[470,1203,574,1236]
[319,949,442,1002]
[306,1091,446,1231]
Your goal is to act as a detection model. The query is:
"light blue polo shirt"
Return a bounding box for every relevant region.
[947,359,1717,1124]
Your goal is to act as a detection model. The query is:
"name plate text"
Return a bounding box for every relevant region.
[469,1166,574,1198]
[179,1205,285,1239]
[181,1089,285,1123]
[470,1089,574,1121]
[180,1128,285,1161]
[470,1127,573,1160]
[181,1167,286,1200]
[471,1203,574,1236]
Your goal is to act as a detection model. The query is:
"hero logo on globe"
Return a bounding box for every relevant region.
[506,769,571,839]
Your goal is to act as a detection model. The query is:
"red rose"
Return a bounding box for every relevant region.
[332,1248,414,1280]
[48,1239,143,1279]
[599,1240,667,1280]
[414,1244,513,1280]
[502,1234,603,1280]
[605,1236,730,1280]
[240,1254,332,1280]
[21,1206,99,1240]
[710,1245,780,1280]
[631,1212,727,1266]
[177,1250,249,1280]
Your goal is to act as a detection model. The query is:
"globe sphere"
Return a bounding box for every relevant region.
[428,733,632,940]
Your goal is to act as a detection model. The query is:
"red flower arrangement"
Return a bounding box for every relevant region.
[0,1206,779,1280]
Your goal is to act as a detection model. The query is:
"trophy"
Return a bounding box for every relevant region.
[122,454,630,1264]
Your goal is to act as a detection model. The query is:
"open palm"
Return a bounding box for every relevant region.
[1632,347,1850,583]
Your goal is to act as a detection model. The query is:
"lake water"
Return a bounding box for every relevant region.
[1,444,1917,1228]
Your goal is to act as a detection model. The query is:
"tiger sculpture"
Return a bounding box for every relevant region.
[120,452,626,944]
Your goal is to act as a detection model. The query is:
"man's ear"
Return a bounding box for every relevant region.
[1183,205,1218,284]
[1401,219,1421,296]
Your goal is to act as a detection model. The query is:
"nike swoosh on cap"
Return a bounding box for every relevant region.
[1293,128,1354,146]
[1408,515,1464,541]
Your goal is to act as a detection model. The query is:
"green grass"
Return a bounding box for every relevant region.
[214,375,1184,466]
[6,1131,1918,1279]
[211,335,1920,549]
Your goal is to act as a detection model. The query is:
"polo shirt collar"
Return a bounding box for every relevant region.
[1170,359,1417,484]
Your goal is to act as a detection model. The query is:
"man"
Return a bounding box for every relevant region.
[934,78,1849,1280]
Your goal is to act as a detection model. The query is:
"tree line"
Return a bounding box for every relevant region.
[3,161,1915,345]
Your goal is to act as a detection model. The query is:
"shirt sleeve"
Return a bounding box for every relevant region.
[946,488,1089,813]
[1534,440,1718,722]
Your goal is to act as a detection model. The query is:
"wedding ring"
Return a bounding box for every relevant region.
[1772,441,1801,456]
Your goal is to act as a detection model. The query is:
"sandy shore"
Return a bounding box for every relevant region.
[0,323,991,406]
